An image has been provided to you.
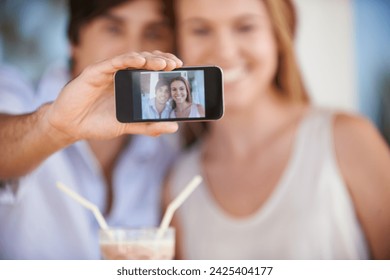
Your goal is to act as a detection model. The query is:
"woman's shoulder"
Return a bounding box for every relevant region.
[194,103,205,116]
[331,111,390,259]
[331,110,389,185]
[322,109,388,175]
[191,103,202,110]
[332,111,385,156]
[304,107,378,137]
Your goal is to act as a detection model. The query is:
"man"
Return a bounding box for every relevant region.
[142,78,172,119]
[0,0,182,259]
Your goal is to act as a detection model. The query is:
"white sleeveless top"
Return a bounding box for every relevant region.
[169,108,369,259]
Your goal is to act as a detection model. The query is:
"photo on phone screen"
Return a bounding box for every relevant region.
[141,70,205,120]
[115,66,224,123]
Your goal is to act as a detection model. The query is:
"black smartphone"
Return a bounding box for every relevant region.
[114,66,224,123]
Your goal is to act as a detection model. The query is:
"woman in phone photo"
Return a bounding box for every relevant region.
[169,76,205,118]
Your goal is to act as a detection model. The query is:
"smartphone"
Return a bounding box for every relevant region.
[114,66,224,123]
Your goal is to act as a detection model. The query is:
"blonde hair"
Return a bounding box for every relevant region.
[263,0,309,103]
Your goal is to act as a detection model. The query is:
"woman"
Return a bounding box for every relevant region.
[164,0,390,259]
[143,78,172,119]
[169,76,205,118]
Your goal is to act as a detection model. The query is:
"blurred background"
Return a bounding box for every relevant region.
[0,0,389,144]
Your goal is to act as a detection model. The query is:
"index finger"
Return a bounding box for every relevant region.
[80,53,148,88]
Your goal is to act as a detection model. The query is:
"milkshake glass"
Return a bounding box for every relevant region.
[99,227,175,260]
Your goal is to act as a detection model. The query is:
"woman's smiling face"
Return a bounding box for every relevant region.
[171,80,188,104]
[176,0,278,110]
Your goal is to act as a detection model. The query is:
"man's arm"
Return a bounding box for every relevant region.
[0,51,182,180]
[0,106,75,180]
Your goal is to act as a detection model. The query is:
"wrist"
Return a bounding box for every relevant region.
[37,103,78,149]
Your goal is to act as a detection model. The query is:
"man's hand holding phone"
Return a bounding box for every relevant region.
[43,51,182,145]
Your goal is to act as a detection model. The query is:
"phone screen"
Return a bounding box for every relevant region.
[135,70,205,121]
[115,66,223,123]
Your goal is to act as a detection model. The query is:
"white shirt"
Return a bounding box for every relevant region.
[142,98,172,119]
[0,64,35,114]
[169,108,369,259]
[0,63,178,259]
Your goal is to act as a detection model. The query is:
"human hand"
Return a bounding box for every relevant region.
[43,51,182,143]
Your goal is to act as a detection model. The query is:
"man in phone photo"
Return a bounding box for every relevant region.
[142,76,173,120]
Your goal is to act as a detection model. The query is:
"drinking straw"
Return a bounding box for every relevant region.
[157,175,202,239]
[56,181,109,230]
